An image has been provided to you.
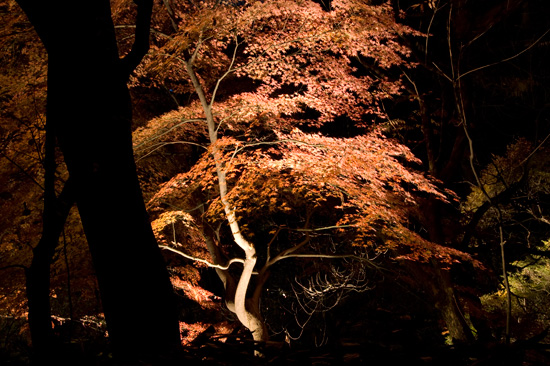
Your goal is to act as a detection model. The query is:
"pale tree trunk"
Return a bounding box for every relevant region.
[184,57,268,344]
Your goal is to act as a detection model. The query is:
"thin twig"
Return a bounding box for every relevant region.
[519,131,550,166]
[134,118,206,150]
[459,28,550,80]
[136,140,207,162]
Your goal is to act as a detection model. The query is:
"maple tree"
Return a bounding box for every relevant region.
[3,0,548,362]
[132,0,482,344]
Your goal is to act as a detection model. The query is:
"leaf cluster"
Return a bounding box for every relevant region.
[463,138,550,272]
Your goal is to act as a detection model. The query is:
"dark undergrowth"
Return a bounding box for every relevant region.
[2,320,550,366]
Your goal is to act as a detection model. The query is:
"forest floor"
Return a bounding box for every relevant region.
[2,298,550,366]
[2,322,550,366]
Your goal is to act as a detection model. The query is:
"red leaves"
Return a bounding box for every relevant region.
[127,0,420,127]
[147,121,467,266]
[234,0,416,123]
[136,0,473,276]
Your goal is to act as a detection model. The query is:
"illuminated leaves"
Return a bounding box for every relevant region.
[463,138,534,213]
[148,122,468,267]
[129,0,419,126]
[234,0,415,122]
[136,1,473,269]
[462,138,550,262]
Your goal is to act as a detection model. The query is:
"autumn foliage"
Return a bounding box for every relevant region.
[3,0,549,362]
[127,0,483,343]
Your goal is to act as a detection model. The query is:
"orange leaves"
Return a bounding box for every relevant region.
[135,0,474,274]
[171,279,217,309]
[151,210,214,268]
[147,106,460,263]
[133,104,208,158]
[263,130,432,223]
[229,0,419,123]
[130,0,420,128]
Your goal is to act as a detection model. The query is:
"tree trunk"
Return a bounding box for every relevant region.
[185,53,269,347]
[431,265,475,343]
[233,255,268,344]
[406,261,474,344]
[25,179,74,357]
[204,232,268,344]
[15,0,180,358]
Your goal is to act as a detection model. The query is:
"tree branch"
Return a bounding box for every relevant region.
[159,244,245,270]
[461,163,528,247]
[135,140,207,162]
[161,0,178,32]
[458,27,550,80]
[292,224,356,232]
[134,118,206,150]
[0,264,27,271]
[120,0,154,80]
[209,31,239,110]
[0,150,44,190]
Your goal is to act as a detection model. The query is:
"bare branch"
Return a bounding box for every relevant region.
[292,263,372,316]
[459,28,550,80]
[527,208,550,226]
[135,140,207,162]
[266,227,282,263]
[0,264,27,271]
[520,131,550,166]
[447,3,455,80]
[424,1,444,65]
[431,61,452,82]
[274,253,381,271]
[292,224,356,232]
[134,118,206,150]
[267,236,311,267]
[161,0,179,32]
[278,253,364,261]
[210,31,240,109]
[159,244,245,270]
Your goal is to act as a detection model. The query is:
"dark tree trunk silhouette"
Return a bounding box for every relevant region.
[25,178,74,357]
[15,0,180,360]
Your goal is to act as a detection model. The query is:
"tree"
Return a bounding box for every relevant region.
[390,0,550,344]
[462,138,550,342]
[12,0,180,359]
[133,0,483,345]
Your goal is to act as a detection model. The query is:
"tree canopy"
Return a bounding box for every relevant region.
[1,0,550,364]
